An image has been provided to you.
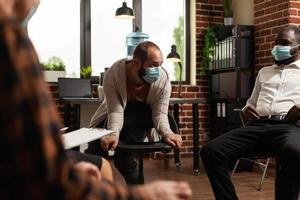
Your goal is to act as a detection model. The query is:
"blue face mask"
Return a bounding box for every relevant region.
[271,45,299,61]
[141,66,160,84]
[22,5,38,28]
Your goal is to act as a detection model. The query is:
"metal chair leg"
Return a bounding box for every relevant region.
[138,154,144,184]
[231,159,240,176]
[174,148,181,168]
[258,158,270,191]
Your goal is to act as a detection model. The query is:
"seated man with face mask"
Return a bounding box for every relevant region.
[87,41,183,184]
[201,25,300,200]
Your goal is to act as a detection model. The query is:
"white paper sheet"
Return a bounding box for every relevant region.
[62,128,113,149]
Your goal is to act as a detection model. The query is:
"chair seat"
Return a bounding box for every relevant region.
[117,141,172,153]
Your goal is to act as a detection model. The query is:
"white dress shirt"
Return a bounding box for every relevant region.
[245,59,300,116]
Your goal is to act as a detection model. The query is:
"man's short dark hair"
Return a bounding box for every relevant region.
[133,41,161,64]
[280,25,300,43]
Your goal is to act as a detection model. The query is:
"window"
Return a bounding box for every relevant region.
[91,0,188,81]
[91,0,133,76]
[28,0,80,77]
[142,0,186,82]
[28,0,189,82]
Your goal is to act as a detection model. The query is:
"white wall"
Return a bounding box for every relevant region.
[232,0,254,25]
[80,105,98,127]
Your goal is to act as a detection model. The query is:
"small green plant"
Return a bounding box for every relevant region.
[42,56,66,71]
[80,66,92,79]
[200,27,217,75]
[223,0,233,18]
[42,62,52,71]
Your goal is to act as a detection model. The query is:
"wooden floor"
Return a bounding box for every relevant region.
[111,157,293,200]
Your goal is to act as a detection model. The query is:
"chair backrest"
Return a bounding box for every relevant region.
[123,102,153,129]
[123,102,178,132]
[120,102,178,142]
[58,78,92,99]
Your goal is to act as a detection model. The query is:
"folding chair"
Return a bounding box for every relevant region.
[231,108,273,191]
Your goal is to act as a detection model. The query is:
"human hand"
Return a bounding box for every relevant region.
[73,161,101,181]
[285,105,300,123]
[163,133,183,148]
[100,133,118,151]
[140,180,192,200]
[243,106,260,122]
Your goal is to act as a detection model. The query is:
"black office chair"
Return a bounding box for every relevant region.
[117,102,180,184]
[231,108,277,191]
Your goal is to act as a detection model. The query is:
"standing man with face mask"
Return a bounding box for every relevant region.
[201,25,300,200]
[88,41,182,184]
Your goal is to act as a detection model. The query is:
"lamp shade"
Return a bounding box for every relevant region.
[115,2,135,19]
[167,44,183,97]
[167,45,181,63]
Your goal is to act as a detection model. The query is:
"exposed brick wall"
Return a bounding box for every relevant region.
[165,0,224,157]
[289,1,300,25]
[166,0,224,157]
[254,0,300,71]
[194,1,223,139]
[170,85,206,157]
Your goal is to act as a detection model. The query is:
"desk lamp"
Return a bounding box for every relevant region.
[167,44,182,98]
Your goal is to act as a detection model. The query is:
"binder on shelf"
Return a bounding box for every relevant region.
[210,25,254,138]
[210,25,254,72]
[221,103,226,118]
[217,103,221,117]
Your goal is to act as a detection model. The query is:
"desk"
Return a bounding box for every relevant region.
[62,98,102,130]
[169,98,206,174]
[62,97,206,174]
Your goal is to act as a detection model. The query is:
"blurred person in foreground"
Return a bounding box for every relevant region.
[0,0,192,199]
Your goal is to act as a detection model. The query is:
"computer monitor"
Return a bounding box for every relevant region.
[58,78,92,99]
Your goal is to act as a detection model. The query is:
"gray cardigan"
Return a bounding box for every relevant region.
[89,58,173,138]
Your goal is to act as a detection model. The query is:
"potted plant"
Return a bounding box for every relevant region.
[80,66,92,79]
[223,0,234,26]
[200,27,217,75]
[42,56,66,82]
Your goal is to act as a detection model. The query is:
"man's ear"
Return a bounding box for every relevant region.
[290,45,299,56]
[132,58,141,68]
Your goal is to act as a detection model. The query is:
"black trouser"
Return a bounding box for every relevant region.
[114,126,147,185]
[86,124,148,185]
[67,150,103,169]
[201,119,300,200]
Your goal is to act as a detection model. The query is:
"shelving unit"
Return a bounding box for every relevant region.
[209,25,255,139]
